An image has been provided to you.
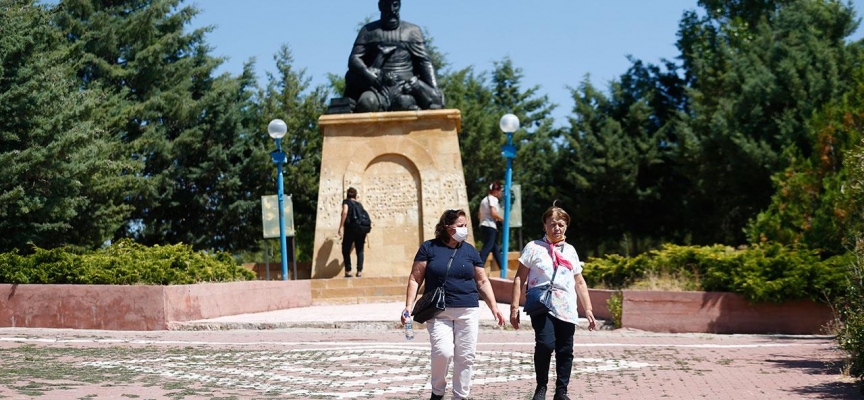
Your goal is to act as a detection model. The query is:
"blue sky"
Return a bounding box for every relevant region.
[184,1,861,126]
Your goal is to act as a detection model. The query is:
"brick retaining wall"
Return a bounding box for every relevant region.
[489,278,832,334]
[621,290,833,334]
[0,281,311,331]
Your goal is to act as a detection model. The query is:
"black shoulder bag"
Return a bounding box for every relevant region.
[411,246,459,323]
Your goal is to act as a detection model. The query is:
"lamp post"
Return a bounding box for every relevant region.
[268,119,289,281]
[499,113,519,279]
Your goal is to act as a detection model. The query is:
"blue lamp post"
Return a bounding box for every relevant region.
[268,119,289,281]
[499,113,520,278]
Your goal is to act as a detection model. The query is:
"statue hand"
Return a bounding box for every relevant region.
[366,68,382,89]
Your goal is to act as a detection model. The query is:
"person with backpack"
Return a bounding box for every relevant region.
[338,187,371,277]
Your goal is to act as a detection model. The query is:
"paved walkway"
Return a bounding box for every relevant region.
[0,302,859,399]
[170,301,605,331]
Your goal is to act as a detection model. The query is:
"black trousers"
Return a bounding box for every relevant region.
[477,226,502,268]
[341,229,366,273]
[530,313,576,395]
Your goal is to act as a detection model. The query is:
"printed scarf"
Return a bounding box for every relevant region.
[543,236,573,270]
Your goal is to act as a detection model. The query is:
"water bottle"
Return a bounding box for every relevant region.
[403,311,414,340]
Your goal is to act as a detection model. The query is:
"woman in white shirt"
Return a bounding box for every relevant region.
[509,202,596,400]
[476,181,504,269]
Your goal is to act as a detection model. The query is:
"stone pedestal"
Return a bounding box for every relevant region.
[312,110,473,278]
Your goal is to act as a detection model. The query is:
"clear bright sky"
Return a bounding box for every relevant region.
[104,1,864,127]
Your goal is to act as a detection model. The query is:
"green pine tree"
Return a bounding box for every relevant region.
[55,0,269,252]
[256,45,329,261]
[678,0,859,245]
[442,57,557,249]
[747,65,864,256]
[559,78,639,255]
[0,0,139,252]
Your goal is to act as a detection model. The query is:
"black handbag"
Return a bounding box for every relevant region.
[523,253,560,316]
[411,246,459,323]
[411,286,445,323]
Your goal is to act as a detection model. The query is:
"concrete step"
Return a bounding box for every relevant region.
[312,295,405,306]
[310,276,405,289]
[310,276,407,305]
[311,285,404,299]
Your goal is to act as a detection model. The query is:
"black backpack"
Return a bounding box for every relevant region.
[347,201,372,234]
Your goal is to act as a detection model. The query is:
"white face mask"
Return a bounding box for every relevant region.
[452,226,469,242]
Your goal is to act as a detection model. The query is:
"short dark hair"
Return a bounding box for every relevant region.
[542,200,570,226]
[346,187,357,199]
[489,181,502,191]
[434,209,465,243]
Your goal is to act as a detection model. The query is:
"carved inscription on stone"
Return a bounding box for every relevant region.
[363,155,420,229]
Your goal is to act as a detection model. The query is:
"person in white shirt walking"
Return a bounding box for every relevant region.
[476,181,504,270]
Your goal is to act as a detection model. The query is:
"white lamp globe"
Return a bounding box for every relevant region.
[499,114,520,133]
[268,119,288,139]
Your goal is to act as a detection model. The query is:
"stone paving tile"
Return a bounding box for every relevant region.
[0,328,858,399]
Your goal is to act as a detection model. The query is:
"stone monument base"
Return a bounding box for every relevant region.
[312,110,473,278]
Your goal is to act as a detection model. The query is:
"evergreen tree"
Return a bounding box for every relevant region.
[441,58,557,248]
[678,0,859,244]
[54,0,267,252]
[0,0,138,252]
[612,59,694,254]
[559,78,639,255]
[747,65,864,256]
[559,55,695,257]
[256,45,329,260]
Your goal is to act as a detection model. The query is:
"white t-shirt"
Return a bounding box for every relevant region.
[478,194,500,229]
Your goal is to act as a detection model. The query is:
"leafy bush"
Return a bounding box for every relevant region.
[0,239,254,285]
[583,243,848,304]
[837,141,864,389]
[606,291,623,329]
[837,248,864,386]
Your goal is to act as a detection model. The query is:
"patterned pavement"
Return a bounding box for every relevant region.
[0,326,858,399]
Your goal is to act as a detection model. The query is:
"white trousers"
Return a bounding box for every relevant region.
[426,306,480,400]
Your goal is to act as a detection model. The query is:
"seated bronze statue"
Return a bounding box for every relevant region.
[330,0,445,114]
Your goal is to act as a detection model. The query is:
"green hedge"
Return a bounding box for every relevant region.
[837,248,864,387]
[0,239,255,285]
[583,243,849,304]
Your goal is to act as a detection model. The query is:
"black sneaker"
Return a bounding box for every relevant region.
[430,394,443,400]
[552,393,570,400]
[532,385,547,400]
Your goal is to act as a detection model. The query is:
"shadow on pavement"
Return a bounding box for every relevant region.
[787,380,861,399]
[767,358,861,399]
[765,358,844,375]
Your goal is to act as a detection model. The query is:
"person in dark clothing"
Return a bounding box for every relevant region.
[338,187,367,277]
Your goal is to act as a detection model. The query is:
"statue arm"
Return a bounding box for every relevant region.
[404,41,437,90]
[348,43,380,87]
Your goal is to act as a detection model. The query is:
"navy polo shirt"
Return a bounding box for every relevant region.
[414,239,484,308]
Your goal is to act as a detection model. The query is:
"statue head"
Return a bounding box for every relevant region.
[378,0,401,30]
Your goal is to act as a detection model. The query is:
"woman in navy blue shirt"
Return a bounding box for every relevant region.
[402,209,505,400]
